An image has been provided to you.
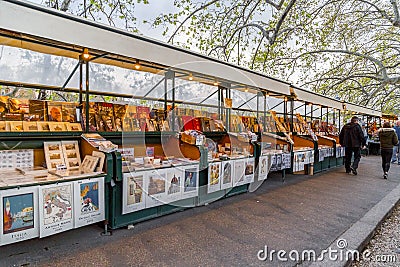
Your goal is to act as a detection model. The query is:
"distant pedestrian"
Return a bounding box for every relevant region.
[391,120,400,164]
[378,122,399,179]
[339,116,366,175]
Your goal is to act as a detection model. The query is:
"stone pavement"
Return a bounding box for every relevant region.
[1,155,400,267]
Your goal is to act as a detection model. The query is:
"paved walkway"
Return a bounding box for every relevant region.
[1,156,400,267]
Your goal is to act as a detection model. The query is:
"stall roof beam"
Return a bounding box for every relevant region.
[0,0,291,96]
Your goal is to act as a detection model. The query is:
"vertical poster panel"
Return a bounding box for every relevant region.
[182,165,199,199]
[39,182,73,238]
[73,177,105,228]
[244,158,255,184]
[221,161,233,190]
[207,162,221,193]
[165,167,184,203]
[258,155,269,181]
[233,159,246,187]
[122,172,146,214]
[145,169,167,208]
[0,186,39,246]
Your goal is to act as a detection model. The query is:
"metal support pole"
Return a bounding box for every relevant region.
[171,72,175,132]
[79,60,83,122]
[290,98,294,132]
[263,93,267,132]
[85,61,90,133]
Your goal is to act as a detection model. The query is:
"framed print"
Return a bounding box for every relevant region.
[61,141,81,170]
[22,121,38,132]
[244,158,255,184]
[233,159,246,187]
[48,121,67,132]
[258,155,269,181]
[122,172,146,214]
[39,182,73,238]
[182,165,199,199]
[92,151,106,172]
[81,155,100,173]
[66,122,82,132]
[9,121,23,132]
[145,169,167,208]
[0,121,7,132]
[207,162,221,193]
[0,186,39,246]
[221,161,233,190]
[73,177,105,228]
[37,121,50,132]
[44,142,65,171]
[165,167,183,203]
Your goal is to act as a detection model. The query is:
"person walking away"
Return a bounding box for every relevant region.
[378,122,399,179]
[391,120,400,164]
[339,116,366,175]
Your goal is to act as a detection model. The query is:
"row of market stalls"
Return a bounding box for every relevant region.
[0,0,382,246]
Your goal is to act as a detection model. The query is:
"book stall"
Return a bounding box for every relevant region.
[0,0,382,244]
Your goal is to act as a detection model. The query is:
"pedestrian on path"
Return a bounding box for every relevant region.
[377,122,399,179]
[339,116,366,175]
[391,120,400,164]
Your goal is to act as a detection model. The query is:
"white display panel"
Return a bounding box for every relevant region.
[258,155,270,181]
[244,158,255,184]
[73,177,105,228]
[233,159,246,187]
[221,161,233,190]
[122,172,146,214]
[39,182,74,238]
[181,165,199,199]
[165,167,184,203]
[208,162,222,193]
[0,186,39,246]
[145,169,167,208]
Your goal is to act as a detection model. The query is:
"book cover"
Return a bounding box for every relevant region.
[96,102,115,132]
[136,106,150,131]
[113,104,127,131]
[0,96,9,116]
[46,101,63,122]
[181,115,194,131]
[62,102,78,123]
[9,98,29,114]
[28,100,47,121]
[82,102,98,132]
[123,105,139,132]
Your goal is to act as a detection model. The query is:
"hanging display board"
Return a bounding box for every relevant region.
[233,159,246,187]
[145,169,167,208]
[39,182,74,238]
[221,161,233,190]
[0,186,39,246]
[73,177,105,228]
[181,165,199,199]
[208,162,222,193]
[244,158,255,184]
[122,172,146,214]
[258,155,270,181]
[165,167,184,203]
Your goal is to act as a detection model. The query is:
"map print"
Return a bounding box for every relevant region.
[42,184,72,225]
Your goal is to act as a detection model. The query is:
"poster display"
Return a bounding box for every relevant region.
[73,177,105,228]
[258,155,270,181]
[165,167,184,202]
[244,158,255,184]
[233,159,246,187]
[0,186,39,246]
[39,182,73,238]
[221,161,233,190]
[145,169,167,208]
[182,165,199,199]
[122,172,146,214]
[207,162,221,193]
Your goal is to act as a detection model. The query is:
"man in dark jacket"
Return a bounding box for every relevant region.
[379,122,399,179]
[339,116,366,175]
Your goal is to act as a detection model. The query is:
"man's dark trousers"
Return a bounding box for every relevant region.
[345,147,361,172]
